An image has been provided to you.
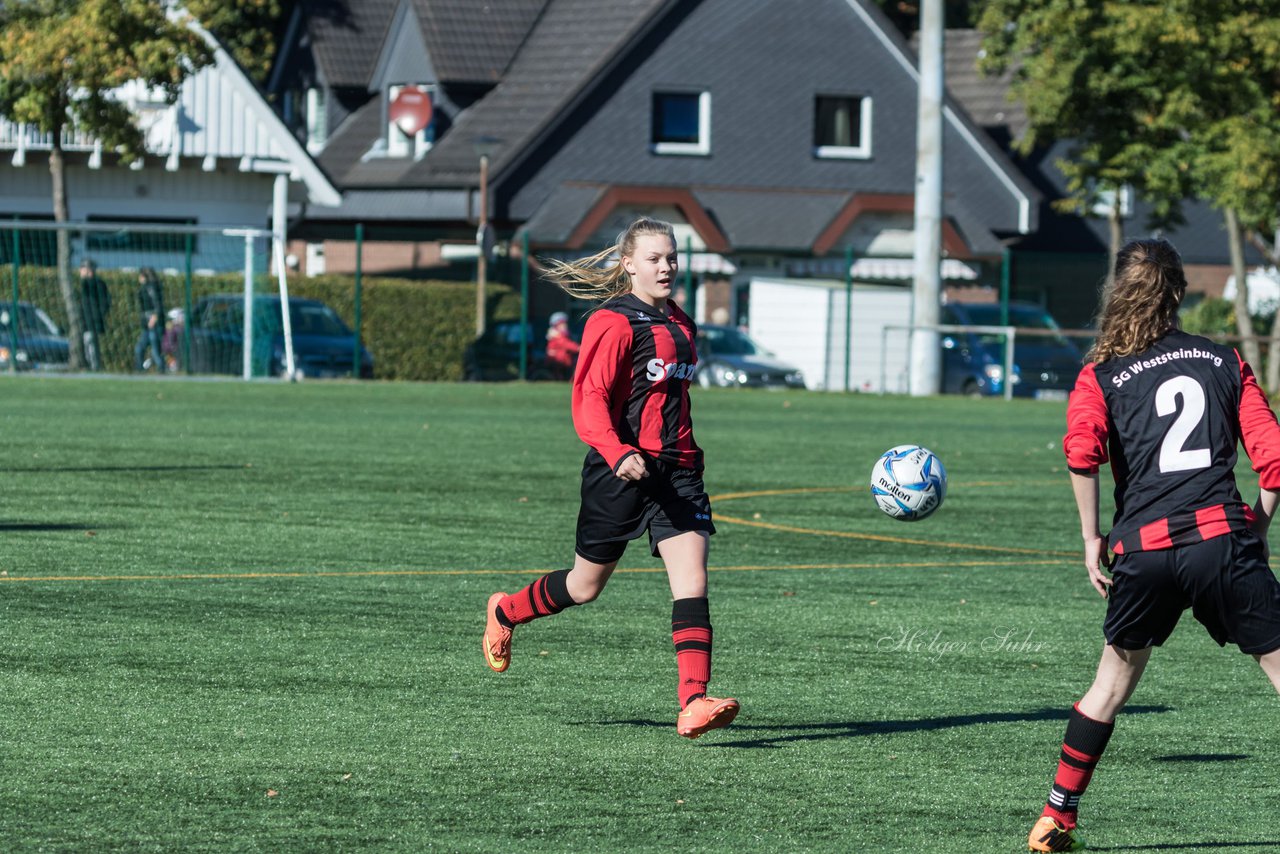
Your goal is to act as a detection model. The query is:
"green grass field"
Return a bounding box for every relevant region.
[2,377,1277,852]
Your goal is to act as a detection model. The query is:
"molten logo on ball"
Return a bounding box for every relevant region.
[870,445,947,521]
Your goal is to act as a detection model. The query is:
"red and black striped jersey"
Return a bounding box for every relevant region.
[1064,330,1280,554]
[571,294,702,470]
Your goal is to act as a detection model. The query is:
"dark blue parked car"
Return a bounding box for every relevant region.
[187,295,373,379]
[941,302,1081,398]
[0,301,70,371]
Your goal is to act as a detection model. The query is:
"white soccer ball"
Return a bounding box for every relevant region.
[870,445,947,521]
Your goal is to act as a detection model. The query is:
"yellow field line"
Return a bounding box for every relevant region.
[1,482,1079,584]
[709,480,1063,502]
[709,487,1078,557]
[0,557,1072,584]
[714,513,1076,557]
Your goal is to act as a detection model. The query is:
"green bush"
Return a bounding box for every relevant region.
[1180,296,1274,338]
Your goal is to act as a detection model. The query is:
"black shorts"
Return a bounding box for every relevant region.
[1104,529,1280,654]
[575,451,715,564]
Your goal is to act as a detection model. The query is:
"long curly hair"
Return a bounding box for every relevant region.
[1088,238,1187,363]
[540,217,676,303]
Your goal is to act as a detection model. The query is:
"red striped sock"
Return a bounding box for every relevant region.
[497,569,576,627]
[1042,703,1115,829]
[672,597,712,709]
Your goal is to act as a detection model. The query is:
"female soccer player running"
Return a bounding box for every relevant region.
[482,217,739,739]
[1028,238,1280,851]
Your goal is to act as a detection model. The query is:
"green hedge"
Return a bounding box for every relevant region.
[3,266,522,381]
[283,274,522,381]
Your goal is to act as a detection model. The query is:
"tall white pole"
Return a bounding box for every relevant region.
[475,153,489,338]
[272,173,296,380]
[910,0,944,396]
[242,233,254,380]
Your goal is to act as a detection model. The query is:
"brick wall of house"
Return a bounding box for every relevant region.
[286,238,451,277]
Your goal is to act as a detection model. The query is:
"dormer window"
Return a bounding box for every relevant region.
[387,83,435,159]
[814,95,872,159]
[652,90,710,156]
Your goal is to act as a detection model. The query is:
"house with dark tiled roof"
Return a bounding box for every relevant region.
[941,28,1267,329]
[268,0,1042,366]
[272,0,1039,284]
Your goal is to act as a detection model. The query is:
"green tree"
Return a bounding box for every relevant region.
[187,0,288,83]
[0,0,212,369]
[1185,9,1280,386]
[977,1,1195,289]
[979,1,1280,374]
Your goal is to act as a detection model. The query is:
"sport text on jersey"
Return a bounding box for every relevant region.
[646,357,698,382]
[1111,347,1224,388]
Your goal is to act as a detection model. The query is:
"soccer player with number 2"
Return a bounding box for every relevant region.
[482,217,739,739]
[1028,238,1280,851]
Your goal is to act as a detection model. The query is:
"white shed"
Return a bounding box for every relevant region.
[741,277,913,393]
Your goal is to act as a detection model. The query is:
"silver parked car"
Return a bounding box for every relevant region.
[696,324,805,389]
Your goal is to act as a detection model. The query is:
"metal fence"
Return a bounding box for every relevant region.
[0,221,344,379]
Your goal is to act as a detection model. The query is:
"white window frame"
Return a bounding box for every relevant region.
[814,95,872,160]
[305,87,327,153]
[652,90,711,156]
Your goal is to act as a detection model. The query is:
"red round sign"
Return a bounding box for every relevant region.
[389,86,433,136]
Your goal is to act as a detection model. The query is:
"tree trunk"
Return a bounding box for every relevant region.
[1226,207,1261,369]
[1106,197,1124,291]
[49,127,85,370]
[1247,228,1280,392]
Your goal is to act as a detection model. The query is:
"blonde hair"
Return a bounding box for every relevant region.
[541,217,676,302]
[1088,238,1187,363]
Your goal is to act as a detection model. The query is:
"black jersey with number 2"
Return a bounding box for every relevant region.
[1064,330,1280,554]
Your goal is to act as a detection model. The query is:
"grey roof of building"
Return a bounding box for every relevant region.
[417,0,551,84]
[519,183,610,244]
[405,0,676,186]
[306,0,398,88]
[946,197,1007,256]
[302,188,470,221]
[315,97,384,185]
[937,28,1029,142]
[307,0,660,188]
[306,0,549,90]
[693,188,852,253]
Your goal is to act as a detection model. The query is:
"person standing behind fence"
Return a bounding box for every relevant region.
[544,310,580,380]
[134,267,166,373]
[78,259,110,371]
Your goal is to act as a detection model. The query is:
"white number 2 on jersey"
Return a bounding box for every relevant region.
[1155,375,1212,473]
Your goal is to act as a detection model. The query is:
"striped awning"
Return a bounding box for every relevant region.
[850,257,979,281]
[685,252,737,275]
[784,257,980,280]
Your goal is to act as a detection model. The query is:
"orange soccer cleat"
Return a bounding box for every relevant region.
[483,592,513,673]
[676,695,740,739]
[1028,816,1084,852]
